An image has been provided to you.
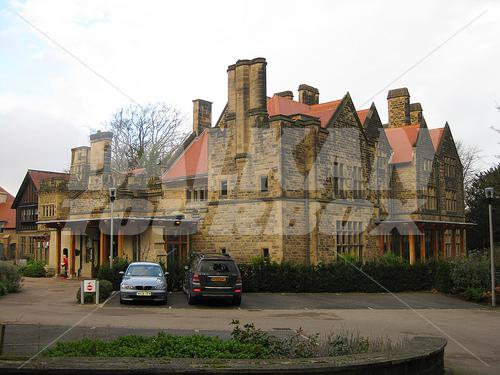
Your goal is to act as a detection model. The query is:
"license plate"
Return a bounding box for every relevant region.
[136,291,152,296]
[210,276,227,282]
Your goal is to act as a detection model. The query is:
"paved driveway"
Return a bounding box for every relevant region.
[1,277,499,374]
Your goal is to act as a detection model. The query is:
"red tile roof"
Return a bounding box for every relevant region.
[266,96,341,127]
[357,109,370,125]
[429,128,445,151]
[0,186,16,229]
[28,169,69,190]
[385,125,444,164]
[162,130,209,181]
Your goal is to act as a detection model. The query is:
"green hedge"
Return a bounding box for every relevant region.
[239,254,437,293]
[0,262,22,296]
[19,260,46,278]
[239,254,493,296]
[76,279,113,303]
[97,258,129,290]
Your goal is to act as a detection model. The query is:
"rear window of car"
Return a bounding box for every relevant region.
[126,264,163,277]
[199,260,237,273]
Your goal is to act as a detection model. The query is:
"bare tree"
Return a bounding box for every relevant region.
[456,139,481,194]
[105,103,187,177]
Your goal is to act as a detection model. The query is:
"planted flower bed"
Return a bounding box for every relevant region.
[44,321,408,360]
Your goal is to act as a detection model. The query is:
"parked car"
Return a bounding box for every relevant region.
[183,253,242,306]
[119,262,168,304]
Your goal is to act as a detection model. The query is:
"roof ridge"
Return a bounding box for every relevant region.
[28,169,69,175]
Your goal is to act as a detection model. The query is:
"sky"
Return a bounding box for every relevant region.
[0,0,499,195]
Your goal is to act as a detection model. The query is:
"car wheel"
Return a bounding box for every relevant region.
[120,297,127,305]
[187,292,197,305]
[232,296,241,306]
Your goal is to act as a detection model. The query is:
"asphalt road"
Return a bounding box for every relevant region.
[107,290,481,310]
[1,278,499,375]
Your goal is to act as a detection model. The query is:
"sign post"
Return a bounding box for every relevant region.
[81,280,99,305]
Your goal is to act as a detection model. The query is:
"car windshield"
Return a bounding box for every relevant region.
[199,260,237,273]
[126,265,163,277]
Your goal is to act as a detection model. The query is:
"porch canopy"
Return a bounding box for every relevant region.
[37,215,199,235]
[37,215,198,277]
[374,219,474,235]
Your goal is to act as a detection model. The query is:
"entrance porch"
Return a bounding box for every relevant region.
[38,216,198,278]
[376,220,473,264]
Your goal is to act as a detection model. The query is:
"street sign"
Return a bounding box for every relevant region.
[81,280,100,305]
[84,280,96,293]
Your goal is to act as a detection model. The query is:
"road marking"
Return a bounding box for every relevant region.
[367,306,374,310]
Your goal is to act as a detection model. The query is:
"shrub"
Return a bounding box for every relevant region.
[159,258,188,292]
[76,279,113,303]
[19,260,46,278]
[0,281,8,296]
[0,261,22,294]
[462,287,487,302]
[45,331,272,359]
[97,258,129,290]
[451,254,490,294]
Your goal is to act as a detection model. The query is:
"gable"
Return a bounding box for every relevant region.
[162,130,209,181]
[12,170,69,208]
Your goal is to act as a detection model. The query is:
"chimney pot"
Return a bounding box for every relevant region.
[192,99,212,135]
[298,84,319,105]
[274,91,294,100]
[387,87,410,128]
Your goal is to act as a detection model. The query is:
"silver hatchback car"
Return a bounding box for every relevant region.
[119,262,168,304]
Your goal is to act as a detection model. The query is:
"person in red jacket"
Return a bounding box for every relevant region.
[62,251,69,278]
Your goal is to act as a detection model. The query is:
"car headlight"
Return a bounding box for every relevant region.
[152,283,166,290]
[121,283,135,290]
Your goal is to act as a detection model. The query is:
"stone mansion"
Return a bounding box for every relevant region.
[11,57,469,277]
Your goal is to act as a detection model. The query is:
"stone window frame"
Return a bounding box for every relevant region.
[186,186,208,206]
[259,175,269,193]
[262,248,270,259]
[445,189,457,212]
[333,160,346,199]
[42,204,56,217]
[351,165,364,200]
[336,220,363,259]
[220,180,228,197]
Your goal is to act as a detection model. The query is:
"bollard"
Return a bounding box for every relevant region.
[81,281,84,304]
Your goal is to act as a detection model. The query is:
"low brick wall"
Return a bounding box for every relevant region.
[0,336,446,375]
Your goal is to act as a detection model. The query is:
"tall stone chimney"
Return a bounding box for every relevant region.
[193,99,212,135]
[410,102,423,126]
[387,88,410,128]
[69,146,90,189]
[298,84,319,105]
[88,131,113,189]
[226,57,268,156]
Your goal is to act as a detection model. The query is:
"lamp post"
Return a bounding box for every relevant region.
[485,187,495,307]
[109,187,116,267]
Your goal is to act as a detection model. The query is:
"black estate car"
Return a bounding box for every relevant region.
[183,253,242,306]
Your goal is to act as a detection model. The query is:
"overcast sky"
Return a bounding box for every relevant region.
[0,0,499,195]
